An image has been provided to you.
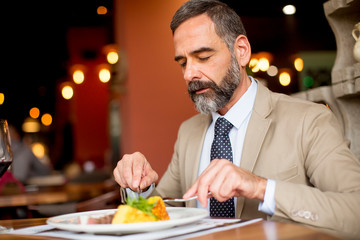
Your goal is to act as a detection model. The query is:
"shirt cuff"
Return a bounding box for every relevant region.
[258,179,276,215]
[125,183,155,200]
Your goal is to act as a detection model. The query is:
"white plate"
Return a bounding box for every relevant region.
[47,207,209,234]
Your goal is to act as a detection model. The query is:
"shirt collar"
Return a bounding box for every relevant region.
[211,76,258,129]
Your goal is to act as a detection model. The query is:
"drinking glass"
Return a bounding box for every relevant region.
[0,119,13,178]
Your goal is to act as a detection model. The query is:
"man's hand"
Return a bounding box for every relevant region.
[113,152,158,191]
[183,159,267,208]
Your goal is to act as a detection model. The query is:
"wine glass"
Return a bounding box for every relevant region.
[0,119,13,178]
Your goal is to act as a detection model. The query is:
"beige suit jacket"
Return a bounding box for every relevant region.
[153,82,360,239]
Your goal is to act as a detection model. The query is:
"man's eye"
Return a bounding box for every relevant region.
[179,61,187,68]
[199,56,210,61]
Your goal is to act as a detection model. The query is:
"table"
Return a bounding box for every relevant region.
[0,180,116,208]
[0,218,340,240]
[0,180,118,219]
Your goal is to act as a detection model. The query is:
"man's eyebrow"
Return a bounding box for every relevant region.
[174,47,215,62]
[174,55,184,62]
[191,47,215,55]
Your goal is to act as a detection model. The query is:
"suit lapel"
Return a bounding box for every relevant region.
[186,114,212,189]
[185,114,211,208]
[240,114,271,172]
[237,82,273,217]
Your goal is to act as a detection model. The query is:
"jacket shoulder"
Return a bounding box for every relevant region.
[179,114,211,131]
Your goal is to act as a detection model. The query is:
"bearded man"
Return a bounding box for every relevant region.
[113,1,360,239]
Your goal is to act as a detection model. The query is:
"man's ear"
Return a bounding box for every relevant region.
[233,35,251,67]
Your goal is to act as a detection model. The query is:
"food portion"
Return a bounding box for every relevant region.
[147,196,169,221]
[112,196,170,224]
[80,196,169,225]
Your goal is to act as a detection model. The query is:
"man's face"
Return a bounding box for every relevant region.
[173,14,240,114]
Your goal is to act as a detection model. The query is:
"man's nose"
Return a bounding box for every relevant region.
[183,62,201,82]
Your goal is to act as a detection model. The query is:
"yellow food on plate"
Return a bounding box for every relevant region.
[148,196,170,221]
[111,196,169,224]
[111,205,156,224]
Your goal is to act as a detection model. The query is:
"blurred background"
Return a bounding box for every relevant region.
[1,0,337,183]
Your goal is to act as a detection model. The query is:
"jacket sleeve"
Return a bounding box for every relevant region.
[151,128,186,207]
[271,106,360,239]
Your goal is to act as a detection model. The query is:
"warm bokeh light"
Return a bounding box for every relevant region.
[73,70,85,84]
[32,142,46,159]
[29,107,40,119]
[0,93,4,105]
[41,113,52,126]
[249,58,260,72]
[22,118,41,133]
[294,58,304,72]
[283,5,296,15]
[107,51,119,64]
[279,72,291,86]
[249,58,258,68]
[97,6,107,15]
[258,58,270,71]
[267,65,278,77]
[62,85,74,100]
[251,65,260,73]
[99,68,111,83]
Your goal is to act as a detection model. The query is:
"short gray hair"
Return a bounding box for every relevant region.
[170,0,247,51]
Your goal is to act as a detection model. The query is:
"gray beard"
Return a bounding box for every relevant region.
[187,56,241,114]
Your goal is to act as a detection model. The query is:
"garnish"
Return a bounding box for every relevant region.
[126,196,158,219]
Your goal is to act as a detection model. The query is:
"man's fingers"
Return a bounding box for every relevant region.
[140,168,158,189]
[121,154,136,188]
[183,181,198,199]
[209,162,234,201]
[113,152,154,190]
[131,162,144,189]
[184,159,239,207]
[113,160,129,188]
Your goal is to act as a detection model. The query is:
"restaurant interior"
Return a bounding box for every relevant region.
[0,0,359,222]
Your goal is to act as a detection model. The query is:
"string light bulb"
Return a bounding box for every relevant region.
[62,85,74,100]
[99,68,111,83]
[41,113,52,126]
[0,93,4,105]
[107,51,119,64]
[279,72,291,86]
[29,107,40,119]
[73,70,85,84]
[283,5,296,15]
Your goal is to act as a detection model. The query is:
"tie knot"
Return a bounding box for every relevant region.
[214,117,233,136]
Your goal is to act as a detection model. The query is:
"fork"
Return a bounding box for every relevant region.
[163,192,212,203]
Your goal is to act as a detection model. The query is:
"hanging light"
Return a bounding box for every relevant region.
[0,93,4,105]
[279,72,291,86]
[29,107,40,119]
[22,118,41,133]
[283,5,296,15]
[97,6,107,15]
[41,113,52,126]
[32,142,46,159]
[73,70,85,84]
[98,66,111,83]
[267,65,278,77]
[62,85,74,100]
[70,65,86,84]
[107,51,119,64]
[294,58,304,72]
[258,58,270,72]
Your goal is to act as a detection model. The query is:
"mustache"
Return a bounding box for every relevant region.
[187,80,218,94]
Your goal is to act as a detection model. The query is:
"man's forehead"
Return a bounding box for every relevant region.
[174,14,215,37]
[173,15,221,56]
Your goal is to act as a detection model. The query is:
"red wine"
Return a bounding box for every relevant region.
[0,161,11,178]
